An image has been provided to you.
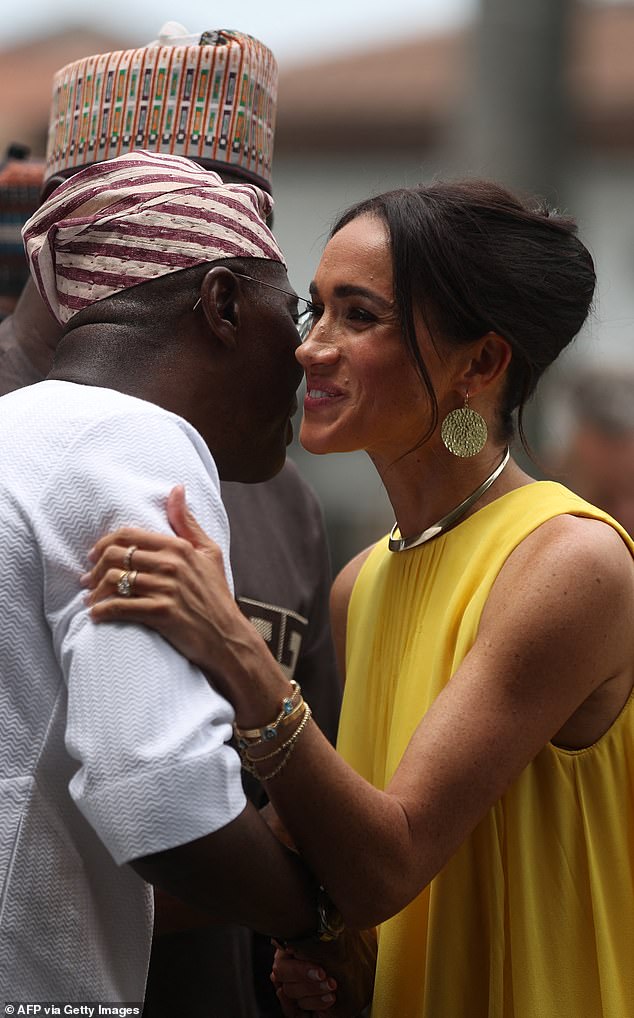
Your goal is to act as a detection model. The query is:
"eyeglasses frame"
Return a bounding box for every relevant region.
[192,270,316,341]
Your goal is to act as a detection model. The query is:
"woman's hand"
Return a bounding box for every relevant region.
[81,485,290,720]
[82,485,235,670]
[272,948,337,1016]
[272,926,377,1018]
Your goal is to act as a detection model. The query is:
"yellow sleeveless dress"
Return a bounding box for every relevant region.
[337,482,634,1018]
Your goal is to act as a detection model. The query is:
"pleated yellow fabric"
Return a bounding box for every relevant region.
[337,482,634,1018]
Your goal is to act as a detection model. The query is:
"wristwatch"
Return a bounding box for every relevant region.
[316,885,344,942]
[282,885,345,950]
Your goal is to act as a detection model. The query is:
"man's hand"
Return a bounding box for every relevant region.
[272,927,377,1017]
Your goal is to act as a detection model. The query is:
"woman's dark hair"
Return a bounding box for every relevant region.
[331,180,596,447]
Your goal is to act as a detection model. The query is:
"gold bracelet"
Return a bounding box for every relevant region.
[235,681,302,746]
[238,753,258,776]
[254,704,312,782]
[245,702,310,763]
[238,696,307,753]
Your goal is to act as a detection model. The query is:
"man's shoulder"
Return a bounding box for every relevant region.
[2,380,196,441]
[222,458,321,515]
[0,333,45,395]
[220,461,326,565]
[1,381,219,507]
[272,457,317,498]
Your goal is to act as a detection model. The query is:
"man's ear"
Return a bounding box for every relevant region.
[199,267,240,349]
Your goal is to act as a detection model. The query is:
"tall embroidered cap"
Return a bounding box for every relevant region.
[45,24,278,192]
[0,146,45,297]
[23,150,285,326]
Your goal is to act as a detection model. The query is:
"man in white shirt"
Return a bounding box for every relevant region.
[0,150,319,1002]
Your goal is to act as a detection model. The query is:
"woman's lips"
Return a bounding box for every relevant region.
[303,382,344,409]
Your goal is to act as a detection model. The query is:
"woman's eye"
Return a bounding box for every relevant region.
[297,304,323,340]
[348,308,376,324]
[305,305,324,329]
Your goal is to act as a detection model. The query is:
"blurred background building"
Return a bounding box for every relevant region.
[1,0,633,568]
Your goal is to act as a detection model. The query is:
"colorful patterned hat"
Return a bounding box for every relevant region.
[23,150,285,326]
[45,24,278,192]
[0,145,45,297]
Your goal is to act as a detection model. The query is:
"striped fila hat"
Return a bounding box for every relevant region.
[23,150,285,325]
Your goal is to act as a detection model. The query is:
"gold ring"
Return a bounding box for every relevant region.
[116,570,133,597]
[123,545,137,570]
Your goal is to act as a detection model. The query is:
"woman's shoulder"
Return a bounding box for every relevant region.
[330,543,379,680]
[481,479,611,521]
[482,510,634,672]
[509,510,633,580]
[485,481,634,619]
[329,545,378,614]
[465,479,633,563]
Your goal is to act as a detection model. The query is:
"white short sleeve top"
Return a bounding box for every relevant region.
[0,381,246,1000]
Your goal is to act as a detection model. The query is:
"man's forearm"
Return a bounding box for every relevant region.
[131,800,319,940]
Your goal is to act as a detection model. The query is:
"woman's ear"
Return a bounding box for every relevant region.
[198,267,240,349]
[461,331,513,396]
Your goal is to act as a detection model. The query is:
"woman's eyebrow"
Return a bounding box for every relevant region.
[308,282,394,310]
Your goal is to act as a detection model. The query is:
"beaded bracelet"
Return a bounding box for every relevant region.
[256,704,312,781]
[234,680,302,747]
[236,696,306,752]
[235,701,305,751]
[243,705,309,764]
[238,701,307,772]
[239,703,312,781]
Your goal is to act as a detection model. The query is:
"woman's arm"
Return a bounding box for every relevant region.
[84,490,634,929]
[329,546,374,683]
[272,514,633,927]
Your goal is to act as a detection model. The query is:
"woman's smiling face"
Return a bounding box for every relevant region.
[296,214,446,465]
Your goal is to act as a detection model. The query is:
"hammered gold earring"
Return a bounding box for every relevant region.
[441,391,488,457]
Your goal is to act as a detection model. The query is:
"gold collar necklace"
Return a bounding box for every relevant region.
[388,447,511,553]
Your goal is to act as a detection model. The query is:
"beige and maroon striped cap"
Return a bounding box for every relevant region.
[22,149,285,325]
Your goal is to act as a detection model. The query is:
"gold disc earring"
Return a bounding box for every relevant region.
[441,391,488,457]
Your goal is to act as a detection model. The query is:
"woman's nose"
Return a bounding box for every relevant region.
[296,323,341,366]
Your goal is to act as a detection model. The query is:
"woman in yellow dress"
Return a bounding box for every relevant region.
[85,180,634,1017]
